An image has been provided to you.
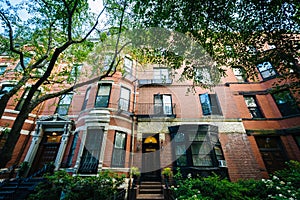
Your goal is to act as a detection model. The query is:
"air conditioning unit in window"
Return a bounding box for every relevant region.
[218,160,227,167]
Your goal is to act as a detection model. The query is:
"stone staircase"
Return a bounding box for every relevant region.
[136,181,164,200]
[0,177,45,200]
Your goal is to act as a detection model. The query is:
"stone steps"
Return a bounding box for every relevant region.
[136,181,164,200]
[0,178,45,200]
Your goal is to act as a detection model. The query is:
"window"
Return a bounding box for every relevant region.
[0,84,14,99]
[55,93,73,115]
[194,67,213,85]
[119,87,130,111]
[255,136,288,174]
[66,132,79,167]
[95,83,111,108]
[199,93,222,115]
[272,90,300,117]
[15,57,31,71]
[81,87,91,111]
[124,57,132,75]
[15,88,40,111]
[247,46,257,55]
[79,128,103,174]
[153,68,169,80]
[154,94,173,115]
[68,64,82,82]
[112,132,126,167]
[232,67,247,82]
[257,61,276,79]
[171,125,225,168]
[0,65,7,75]
[244,96,264,118]
[103,54,114,71]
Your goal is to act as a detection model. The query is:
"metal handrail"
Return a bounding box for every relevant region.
[108,188,126,200]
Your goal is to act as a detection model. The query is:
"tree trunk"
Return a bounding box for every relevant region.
[0,95,10,120]
[0,107,30,168]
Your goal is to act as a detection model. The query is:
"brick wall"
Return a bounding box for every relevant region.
[219,133,265,181]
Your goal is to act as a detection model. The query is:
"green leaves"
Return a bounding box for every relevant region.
[28,170,125,200]
[125,0,300,90]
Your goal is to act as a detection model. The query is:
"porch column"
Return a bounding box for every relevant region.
[54,123,71,170]
[24,124,43,166]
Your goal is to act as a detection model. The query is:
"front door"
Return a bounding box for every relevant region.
[142,134,161,181]
[30,132,62,174]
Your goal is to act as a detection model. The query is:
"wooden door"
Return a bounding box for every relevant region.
[142,135,161,181]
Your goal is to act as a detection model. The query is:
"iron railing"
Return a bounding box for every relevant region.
[135,103,176,117]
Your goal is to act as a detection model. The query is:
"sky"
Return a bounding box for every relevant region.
[0,0,104,34]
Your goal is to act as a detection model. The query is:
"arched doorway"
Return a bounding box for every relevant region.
[142,134,161,181]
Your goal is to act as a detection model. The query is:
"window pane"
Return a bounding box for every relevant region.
[112,149,125,166]
[95,84,111,108]
[119,87,130,111]
[244,96,263,118]
[163,95,172,114]
[154,68,169,80]
[115,132,126,148]
[124,57,132,74]
[98,85,111,96]
[192,154,212,166]
[200,93,212,115]
[257,62,276,79]
[244,96,256,107]
[189,133,206,141]
[59,94,73,104]
[112,132,126,167]
[103,55,113,70]
[79,129,103,174]
[56,94,73,115]
[0,65,7,75]
[273,91,299,116]
[154,94,173,115]
[174,133,185,143]
[194,67,212,85]
[95,96,109,107]
[175,144,186,156]
[82,87,91,110]
[255,136,288,174]
[191,143,210,154]
[176,155,187,166]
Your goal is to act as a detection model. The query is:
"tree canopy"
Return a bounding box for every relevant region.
[114,0,300,92]
[0,0,126,167]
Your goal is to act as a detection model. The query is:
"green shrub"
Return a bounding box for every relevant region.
[171,161,300,200]
[28,170,125,200]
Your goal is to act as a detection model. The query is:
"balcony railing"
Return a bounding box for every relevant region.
[135,103,176,117]
[138,78,173,86]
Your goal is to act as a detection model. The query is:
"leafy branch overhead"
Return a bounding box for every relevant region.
[110,0,300,91]
[0,0,127,167]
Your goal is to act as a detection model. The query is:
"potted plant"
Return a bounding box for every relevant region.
[130,167,140,186]
[162,167,173,185]
[130,167,140,178]
[162,167,173,178]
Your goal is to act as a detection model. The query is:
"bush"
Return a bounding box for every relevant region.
[171,161,300,200]
[28,170,125,200]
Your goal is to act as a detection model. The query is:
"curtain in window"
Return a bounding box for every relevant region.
[119,87,130,111]
[79,128,103,174]
[112,132,126,167]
